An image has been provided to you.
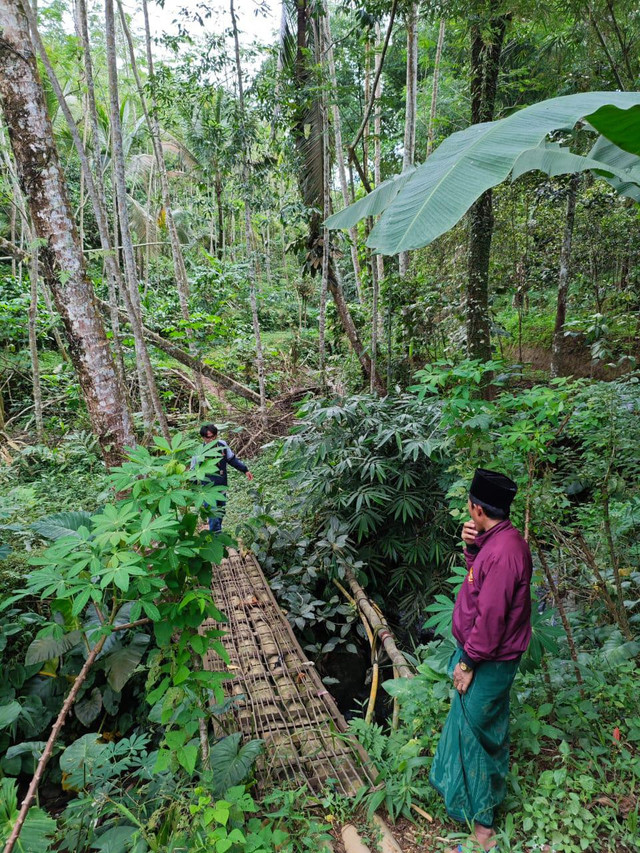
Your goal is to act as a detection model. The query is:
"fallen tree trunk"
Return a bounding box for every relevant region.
[97,299,261,405]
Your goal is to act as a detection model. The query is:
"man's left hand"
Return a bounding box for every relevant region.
[246,471,254,482]
[452,663,474,694]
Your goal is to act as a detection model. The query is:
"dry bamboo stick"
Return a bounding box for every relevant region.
[343,567,414,679]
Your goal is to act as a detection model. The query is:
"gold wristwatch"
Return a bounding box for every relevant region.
[458,661,472,673]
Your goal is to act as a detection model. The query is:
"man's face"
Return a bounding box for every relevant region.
[203,432,216,444]
[468,498,486,532]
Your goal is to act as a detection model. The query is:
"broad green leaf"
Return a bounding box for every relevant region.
[0,701,21,729]
[75,688,103,726]
[324,167,415,229]
[510,142,636,182]
[209,733,263,797]
[105,634,150,692]
[31,511,93,540]
[90,825,137,853]
[165,730,187,749]
[173,664,190,685]
[0,779,56,852]
[25,630,83,665]
[59,734,109,790]
[176,742,198,775]
[328,92,640,254]
[586,103,640,154]
[588,135,640,202]
[153,749,172,773]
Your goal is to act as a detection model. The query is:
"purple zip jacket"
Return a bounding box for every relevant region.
[452,519,532,666]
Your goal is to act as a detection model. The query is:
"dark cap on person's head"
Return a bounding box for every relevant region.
[469,468,517,514]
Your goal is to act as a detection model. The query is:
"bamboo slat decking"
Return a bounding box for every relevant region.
[201,549,377,795]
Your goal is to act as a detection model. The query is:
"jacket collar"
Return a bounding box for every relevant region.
[475,518,513,551]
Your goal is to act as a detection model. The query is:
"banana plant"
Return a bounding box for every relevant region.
[326,91,640,254]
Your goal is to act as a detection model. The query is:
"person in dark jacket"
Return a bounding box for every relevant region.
[430,469,532,853]
[193,423,253,532]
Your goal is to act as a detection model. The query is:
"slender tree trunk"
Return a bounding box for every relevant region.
[119,0,208,415]
[38,0,128,387]
[318,18,329,385]
[215,169,224,258]
[399,2,419,278]
[9,173,17,277]
[426,19,445,157]
[605,0,636,86]
[550,174,579,378]
[371,23,384,392]
[363,38,371,187]
[28,244,44,443]
[347,0,398,190]
[0,0,135,464]
[40,280,70,363]
[294,0,382,390]
[322,3,363,303]
[104,0,169,439]
[466,10,508,362]
[74,0,127,389]
[587,3,626,90]
[229,0,266,417]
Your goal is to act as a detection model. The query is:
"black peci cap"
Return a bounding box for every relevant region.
[469,468,517,513]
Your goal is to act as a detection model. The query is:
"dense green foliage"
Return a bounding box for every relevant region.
[2,0,640,850]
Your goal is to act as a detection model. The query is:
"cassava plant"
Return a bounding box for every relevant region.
[278,394,458,622]
[0,435,239,851]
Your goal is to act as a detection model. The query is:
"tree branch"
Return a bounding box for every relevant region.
[3,632,109,853]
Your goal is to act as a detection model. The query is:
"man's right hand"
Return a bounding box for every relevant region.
[461,521,477,547]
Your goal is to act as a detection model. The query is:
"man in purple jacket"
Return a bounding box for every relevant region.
[430,469,532,853]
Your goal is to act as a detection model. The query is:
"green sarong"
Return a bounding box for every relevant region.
[429,648,520,828]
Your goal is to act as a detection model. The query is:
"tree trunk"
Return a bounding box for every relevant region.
[119,0,208,415]
[466,9,508,362]
[0,0,135,465]
[28,244,44,443]
[550,174,579,378]
[322,3,364,303]
[372,22,384,390]
[75,0,126,389]
[399,2,419,278]
[426,19,445,157]
[215,169,224,258]
[104,0,169,439]
[33,0,128,392]
[317,17,329,384]
[294,0,382,390]
[229,0,267,417]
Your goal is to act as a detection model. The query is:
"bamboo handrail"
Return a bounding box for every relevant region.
[342,567,414,679]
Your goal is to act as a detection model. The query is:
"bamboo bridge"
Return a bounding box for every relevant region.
[201,549,421,850]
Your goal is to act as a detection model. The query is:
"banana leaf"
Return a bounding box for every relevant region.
[326,92,640,255]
